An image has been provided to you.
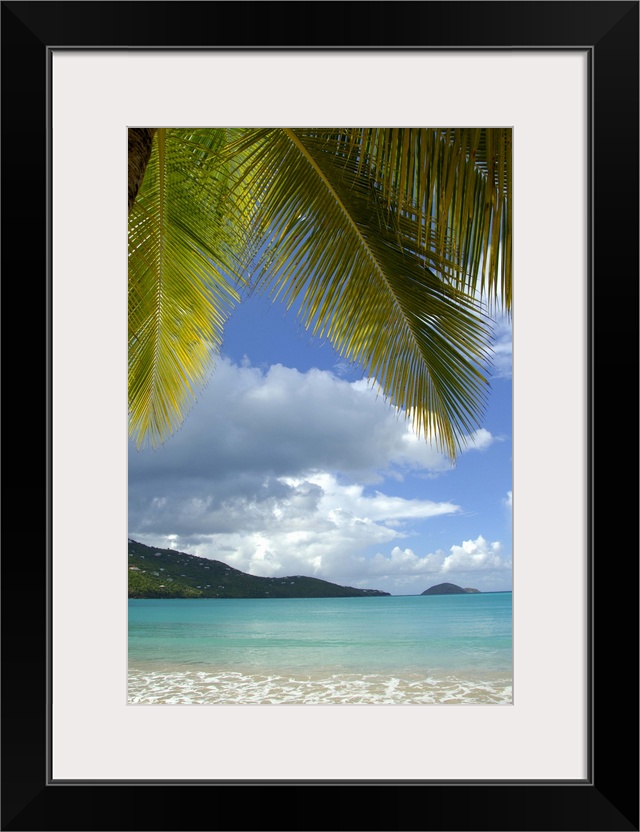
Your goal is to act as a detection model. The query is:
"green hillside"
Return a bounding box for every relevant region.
[128,539,390,598]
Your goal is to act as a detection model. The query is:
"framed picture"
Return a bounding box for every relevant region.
[4,1,637,829]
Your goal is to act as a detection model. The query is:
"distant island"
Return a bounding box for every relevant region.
[421,582,480,595]
[128,539,390,598]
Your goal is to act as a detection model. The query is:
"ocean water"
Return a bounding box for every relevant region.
[128,593,512,705]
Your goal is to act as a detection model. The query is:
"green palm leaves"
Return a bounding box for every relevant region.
[128,129,248,448]
[128,127,511,457]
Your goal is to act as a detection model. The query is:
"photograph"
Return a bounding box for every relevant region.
[3,1,637,830]
[127,127,514,706]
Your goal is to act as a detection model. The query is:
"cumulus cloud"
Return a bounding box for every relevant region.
[442,536,507,573]
[130,360,441,490]
[132,525,511,595]
[346,535,512,593]
[128,359,508,593]
[131,471,461,582]
[358,535,508,577]
[128,359,494,521]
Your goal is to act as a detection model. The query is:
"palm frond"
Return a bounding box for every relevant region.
[128,128,250,449]
[345,128,512,309]
[222,128,503,457]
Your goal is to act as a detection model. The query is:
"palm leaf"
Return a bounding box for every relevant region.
[221,128,506,457]
[348,128,512,309]
[128,128,251,449]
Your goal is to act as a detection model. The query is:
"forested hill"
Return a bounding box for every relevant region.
[128,539,390,598]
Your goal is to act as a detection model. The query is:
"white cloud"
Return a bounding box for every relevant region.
[345,535,512,593]
[280,473,458,522]
[129,359,508,594]
[132,471,461,583]
[129,359,495,522]
[132,524,511,595]
[442,535,506,572]
[130,359,455,489]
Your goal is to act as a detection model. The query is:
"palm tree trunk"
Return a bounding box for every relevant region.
[128,128,157,214]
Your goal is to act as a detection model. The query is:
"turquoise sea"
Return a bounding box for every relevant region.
[128,593,512,704]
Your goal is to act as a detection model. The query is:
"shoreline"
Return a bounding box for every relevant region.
[129,590,513,600]
[128,664,513,705]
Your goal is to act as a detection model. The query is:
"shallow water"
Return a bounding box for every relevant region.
[128,594,512,705]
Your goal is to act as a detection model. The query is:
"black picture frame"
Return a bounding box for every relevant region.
[2,2,638,830]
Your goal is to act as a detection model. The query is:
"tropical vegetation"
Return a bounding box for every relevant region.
[127,539,390,598]
[128,128,511,458]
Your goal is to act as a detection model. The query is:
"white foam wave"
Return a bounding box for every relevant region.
[128,668,512,705]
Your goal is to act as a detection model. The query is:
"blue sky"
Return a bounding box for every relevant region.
[128,291,513,595]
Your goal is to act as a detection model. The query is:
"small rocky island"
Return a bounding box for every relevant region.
[421,582,480,595]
